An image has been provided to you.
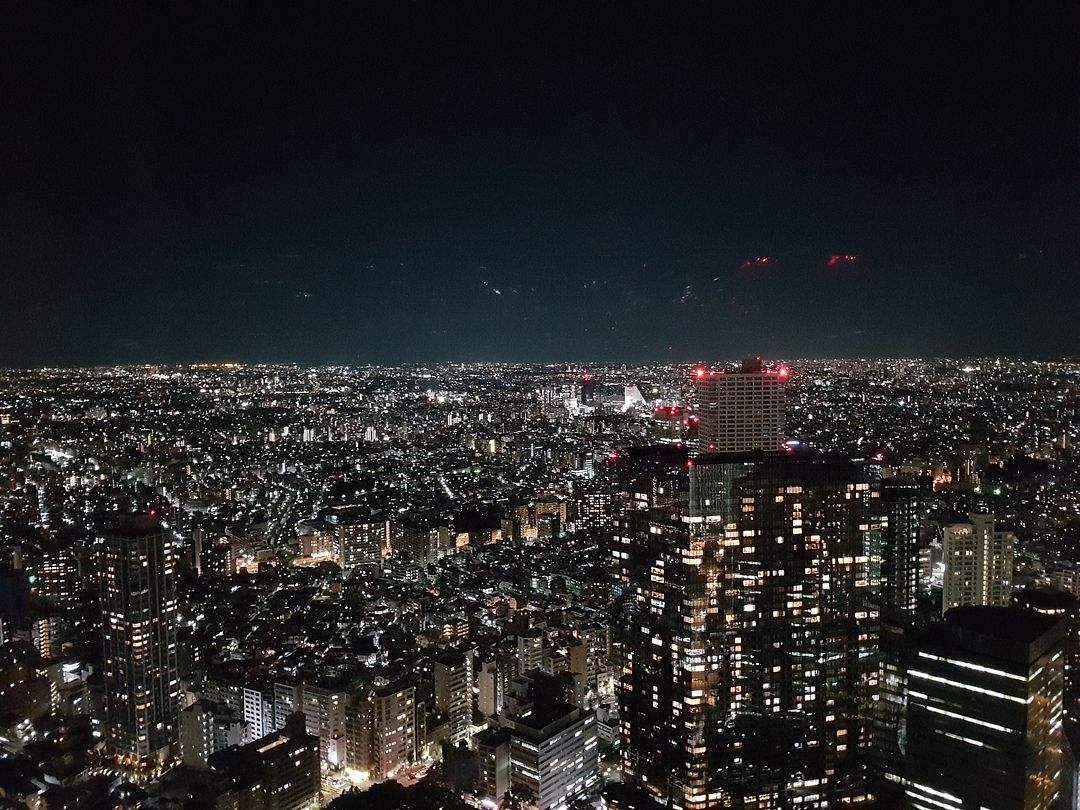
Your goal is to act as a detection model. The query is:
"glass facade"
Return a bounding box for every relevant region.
[616,451,880,809]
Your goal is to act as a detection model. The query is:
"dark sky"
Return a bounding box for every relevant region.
[2,2,1077,366]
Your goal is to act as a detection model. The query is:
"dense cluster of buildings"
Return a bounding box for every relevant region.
[0,358,1078,810]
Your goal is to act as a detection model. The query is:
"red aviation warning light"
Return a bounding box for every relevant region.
[694,367,706,379]
[827,254,859,267]
[740,257,774,270]
[778,366,790,379]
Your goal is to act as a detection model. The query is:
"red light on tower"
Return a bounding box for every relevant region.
[778,367,790,379]
[694,367,706,379]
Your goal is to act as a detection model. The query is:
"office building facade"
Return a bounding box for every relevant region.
[616,450,880,809]
[904,606,1064,810]
[506,701,598,810]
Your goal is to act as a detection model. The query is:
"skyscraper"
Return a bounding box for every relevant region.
[1012,588,1080,721]
[693,358,787,452]
[871,479,925,798]
[98,515,180,772]
[615,449,880,809]
[904,606,1064,810]
[877,478,923,620]
[941,514,1014,614]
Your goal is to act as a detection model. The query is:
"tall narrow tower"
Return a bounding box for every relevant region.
[877,478,923,619]
[98,514,180,772]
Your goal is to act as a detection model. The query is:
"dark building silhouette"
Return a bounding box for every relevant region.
[904,606,1064,810]
[1012,587,1080,720]
[872,478,926,800]
[0,567,31,643]
[877,478,923,619]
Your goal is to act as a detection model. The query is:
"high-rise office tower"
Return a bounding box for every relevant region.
[941,514,1014,614]
[1012,588,1080,720]
[98,515,180,772]
[580,373,598,405]
[904,606,1064,810]
[877,479,923,619]
[872,478,925,797]
[615,449,880,810]
[693,358,787,452]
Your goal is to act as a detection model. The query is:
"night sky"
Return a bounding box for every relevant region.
[2,3,1077,366]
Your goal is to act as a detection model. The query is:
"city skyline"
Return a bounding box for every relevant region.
[0,2,1077,808]
[0,355,1077,808]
